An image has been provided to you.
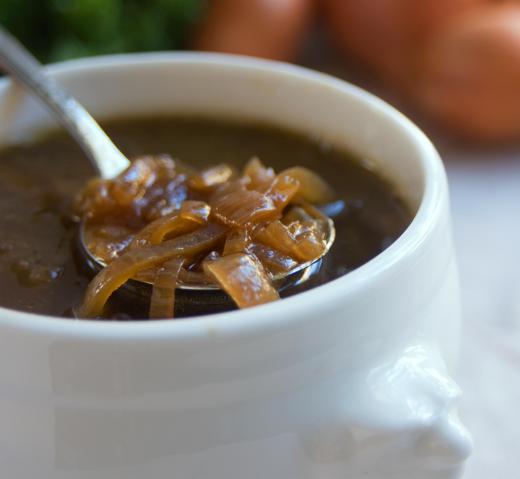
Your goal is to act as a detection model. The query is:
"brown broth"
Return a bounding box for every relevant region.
[0,116,411,319]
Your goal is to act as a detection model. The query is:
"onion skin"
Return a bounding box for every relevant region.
[192,0,315,62]
[321,0,480,83]
[413,5,520,142]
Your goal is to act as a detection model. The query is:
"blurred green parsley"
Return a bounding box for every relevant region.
[0,0,205,63]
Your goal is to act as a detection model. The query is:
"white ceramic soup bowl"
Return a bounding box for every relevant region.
[0,53,472,479]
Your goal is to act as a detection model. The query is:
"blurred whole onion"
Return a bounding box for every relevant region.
[413,5,520,141]
[322,0,480,83]
[192,0,314,62]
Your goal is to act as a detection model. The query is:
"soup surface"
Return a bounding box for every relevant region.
[0,116,411,319]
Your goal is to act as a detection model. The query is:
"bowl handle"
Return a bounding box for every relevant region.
[303,340,473,475]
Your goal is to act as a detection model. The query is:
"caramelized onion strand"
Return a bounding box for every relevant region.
[79,224,227,318]
[149,258,185,319]
[203,253,279,308]
[129,201,210,250]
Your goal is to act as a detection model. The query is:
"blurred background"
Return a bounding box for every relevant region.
[3,0,520,144]
[1,1,518,477]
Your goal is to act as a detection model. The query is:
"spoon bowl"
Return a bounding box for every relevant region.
[77,214,336,292]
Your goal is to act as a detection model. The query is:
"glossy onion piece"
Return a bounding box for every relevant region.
[243,157,275,191]
[75,178,115,219]
[296,200,335,232]
[290,229,326,261]
[129,201,210,249]
[149,258,185,319]
[189,164,235,191]
[255,221,296,257]
[111,157,157,206]
[281,205,313,224]
[203,253,279,308]
[76,156,179,220]
[78,224,227,318]
[255,220,325,262]
[142,174,189,222]
[179,201,211,224]
[128,215,195,250]
[211,185,278,226]
[132,268,156,283]
[287,213,328,260]
[280,166,335,204]
[223,229,251,255]
[84,225,134,262]
[249,243,298,274]
[267,174,300,210]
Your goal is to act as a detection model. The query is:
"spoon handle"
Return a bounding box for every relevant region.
[0,25,129,179]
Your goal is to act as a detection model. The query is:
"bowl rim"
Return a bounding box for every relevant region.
[0,52,446,340]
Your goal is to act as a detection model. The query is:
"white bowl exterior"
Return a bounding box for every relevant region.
[0,54,471,479]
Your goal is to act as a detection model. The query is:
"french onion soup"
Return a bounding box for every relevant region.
[0,116,411,320]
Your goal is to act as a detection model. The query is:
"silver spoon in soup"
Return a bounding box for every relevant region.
[0,26,336,319]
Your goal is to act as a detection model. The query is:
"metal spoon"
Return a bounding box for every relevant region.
[0,25,129,178]
[0,25,335,303]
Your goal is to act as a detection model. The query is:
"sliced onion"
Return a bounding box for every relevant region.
[279,166,335,204]
[84,224,134,262]
[133,268,156,283]
[223,229,251,255]
[110,156,157,206]
[129,201,210,249]
[75,178,114,219]
[254,221,299,258]
[180,201,211,224]
[282,206,314,224]
[293,232,326,261]
[249,243,298,274]
[203,253,279,308]
[149,258,185,319]
[211,186,278,226]
[267,174,300,210]
[143,174,189,221]
[254,220,326,262]
[189,164,235,191]
[78,224,227,318]
[243,157,275,191]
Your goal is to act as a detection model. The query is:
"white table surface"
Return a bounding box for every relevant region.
[301,37,519,477]
[445,146,520,479]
